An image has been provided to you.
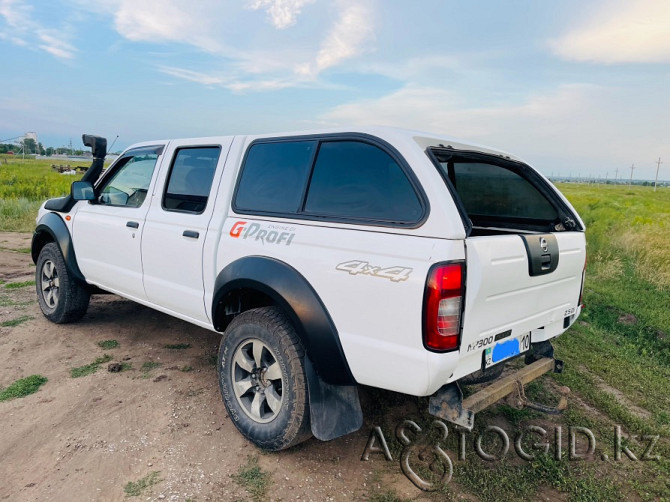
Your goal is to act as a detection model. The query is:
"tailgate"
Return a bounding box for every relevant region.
[454,231,585,379]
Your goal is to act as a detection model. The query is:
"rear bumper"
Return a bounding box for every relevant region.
[424,305,581,395]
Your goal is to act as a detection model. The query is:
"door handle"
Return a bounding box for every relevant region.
[541,254,552,270]
[182,230,199,239]
[126,221,139,229]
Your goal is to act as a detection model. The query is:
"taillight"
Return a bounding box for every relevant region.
[423,262,464,352]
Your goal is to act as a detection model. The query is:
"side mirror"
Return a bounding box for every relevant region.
[71,181,95,201]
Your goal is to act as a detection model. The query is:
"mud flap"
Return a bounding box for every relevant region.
[305,357,363,441]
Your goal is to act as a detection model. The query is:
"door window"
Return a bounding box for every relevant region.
[98,147,161,207]
[163,146,221,213]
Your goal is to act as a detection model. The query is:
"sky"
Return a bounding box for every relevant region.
[0,0,668,180]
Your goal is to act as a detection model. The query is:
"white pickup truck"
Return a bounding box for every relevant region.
[32,127,586,450]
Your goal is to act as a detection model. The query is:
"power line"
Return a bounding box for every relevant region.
[0,135,23,143]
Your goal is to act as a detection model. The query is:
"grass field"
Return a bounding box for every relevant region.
[550,183,670,500]
[0,156,87,232]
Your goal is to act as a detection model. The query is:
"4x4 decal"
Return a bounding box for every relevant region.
[336,260,412,282]
[230,221,295,246]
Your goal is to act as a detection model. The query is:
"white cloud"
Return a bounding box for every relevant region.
[80,0,374,86]
[113,0,223,53]
[0,0,77,59]
[38,32,76,59]
[248,0,314,29]
[551,0,670,63]
[158,65,315,92]
[0,0,30,29]
[321,84,670,173]
[297,0,374,76]
[158,66,228,86]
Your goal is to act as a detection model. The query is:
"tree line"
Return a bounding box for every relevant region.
[0,139,85,156]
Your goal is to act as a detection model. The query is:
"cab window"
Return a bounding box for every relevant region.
[163,146,221,213]
[98,147,161,208]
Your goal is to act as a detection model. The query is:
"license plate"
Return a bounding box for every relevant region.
[484,332,531,368]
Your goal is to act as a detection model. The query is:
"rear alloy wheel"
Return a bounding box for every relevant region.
[35,242,90,323]
[231,339,285,424]
[218,306,311,451]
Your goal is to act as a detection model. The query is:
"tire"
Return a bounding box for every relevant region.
[35,242,90,324]
[458,361,505,385]
[218,306,311,451]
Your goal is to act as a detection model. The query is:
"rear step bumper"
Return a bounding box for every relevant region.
[428,357,565,431]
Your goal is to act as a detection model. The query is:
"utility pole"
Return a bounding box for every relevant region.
[629,163,635,186]
[615,168,619,183]
[653,157,662,192]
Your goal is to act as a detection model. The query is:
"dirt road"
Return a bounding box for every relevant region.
[0,232,423,502]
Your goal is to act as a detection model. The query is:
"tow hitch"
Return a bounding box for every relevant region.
[429,357,568,431]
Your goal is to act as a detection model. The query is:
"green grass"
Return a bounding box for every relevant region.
[0,156,104,232]
[232,456,271,502]
[123,471,161,497]
[550,183,670,500]
[97,339,119,349]
[0,157,87,200]
[4,280,35,289]
[140,361,161,372]
[180,365,194,372]
[70,354,113,378]
[0,198,43,232]
[165,343,191,350]
[0,294,34,307]
[0,375,47,401]
[1,315,32,327]
[557,183,670,291]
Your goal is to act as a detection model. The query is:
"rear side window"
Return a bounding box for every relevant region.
[235,141,316,213]
[163,146,221,213]
[305,141,423,222]
[446,161,558,221]
[234,137,425,226]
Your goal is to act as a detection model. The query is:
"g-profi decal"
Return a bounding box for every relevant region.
[336,260,412,282]
[229,221,295,246]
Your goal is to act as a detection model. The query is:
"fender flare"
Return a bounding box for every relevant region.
[212,256,355,386]
[32,212,86,283]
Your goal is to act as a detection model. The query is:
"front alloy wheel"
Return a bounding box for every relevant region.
[40,259,60,309]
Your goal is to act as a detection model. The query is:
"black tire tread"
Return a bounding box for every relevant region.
[221,306,311,450]
[35,242,90,324]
